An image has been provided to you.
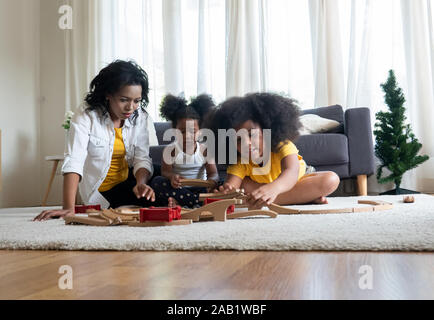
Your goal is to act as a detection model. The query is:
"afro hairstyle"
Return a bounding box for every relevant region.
[159,94,216,128]
[204,92,302,153]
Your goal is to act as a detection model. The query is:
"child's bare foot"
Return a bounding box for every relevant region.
[312,196,328,205]
[168,197,179,207]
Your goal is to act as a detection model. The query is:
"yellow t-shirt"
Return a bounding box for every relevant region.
[227,141,306,184]
[98,128,129,192]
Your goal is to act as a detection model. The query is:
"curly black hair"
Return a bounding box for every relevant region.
[84,60,149,122]
[204,92,302,153]
[159,94,215,128]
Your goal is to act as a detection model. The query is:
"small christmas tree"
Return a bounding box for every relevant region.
[374,70,429,195]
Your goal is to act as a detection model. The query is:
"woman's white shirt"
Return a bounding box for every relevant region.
[62,105,154,209]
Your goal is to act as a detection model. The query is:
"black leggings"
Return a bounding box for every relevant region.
[100,171,156,209]
[150,176,206,208]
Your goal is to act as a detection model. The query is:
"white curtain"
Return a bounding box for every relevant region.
[63,0,434,192]
[162,0,184,96]
[345,0,373,109]
[264,0,314,107]
[308,0,345,107]
[225,0,267,98]
[399,0,434,192]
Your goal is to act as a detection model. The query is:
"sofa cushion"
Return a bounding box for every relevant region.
[295,134,349,166]
[299,114,341,135]
[302,105,344,133]
[150,144,166,162]
[154,122,175,145]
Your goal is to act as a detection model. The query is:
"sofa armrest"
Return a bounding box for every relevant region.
[345,107,375,176]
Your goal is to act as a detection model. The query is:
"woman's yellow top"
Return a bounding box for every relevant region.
[98,128,129,192]
[227,141,306,184]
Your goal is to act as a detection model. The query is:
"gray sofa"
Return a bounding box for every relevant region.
[149,105,375,195]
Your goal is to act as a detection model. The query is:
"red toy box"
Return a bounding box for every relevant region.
[140,206,182,223]
[75,205,101,214]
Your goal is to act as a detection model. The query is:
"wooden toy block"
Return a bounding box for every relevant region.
[403,196,415,203]
[227,210,278,219]
[128,219,192,227]
[373,204,394,211]
[234,203,250,208]
[181,199,241,222]
[358,200,387,206]
[75,204,101,214]
[139,206,182,223]
[204,198,235,214]
[179,179,217,189]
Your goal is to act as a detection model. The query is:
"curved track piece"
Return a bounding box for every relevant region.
[357,200,393,211]
[267,203,301,214]
[227,210,278,219]
[64,215,113,226]
[181,199,241,221]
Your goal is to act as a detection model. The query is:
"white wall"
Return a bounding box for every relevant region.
[0,0,41,207]
[39,0,66,206]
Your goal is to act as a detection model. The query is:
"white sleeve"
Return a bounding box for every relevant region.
[61,109,91,180]
[133,112,154,177]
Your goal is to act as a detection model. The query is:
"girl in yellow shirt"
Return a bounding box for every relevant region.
[207,93,340,209]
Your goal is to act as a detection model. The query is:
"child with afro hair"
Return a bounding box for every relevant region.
[150,94,219,208]
[205,92,340,209]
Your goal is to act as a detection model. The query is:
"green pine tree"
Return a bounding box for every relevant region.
[374,70,429,193]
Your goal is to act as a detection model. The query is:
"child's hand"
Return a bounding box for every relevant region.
[206,179,218,192]
[170,174,182,189]
[133,183,156,202]
[214,183,235,194]
[248,184,280,209]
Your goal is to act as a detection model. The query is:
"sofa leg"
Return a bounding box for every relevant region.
[357,175,368,196]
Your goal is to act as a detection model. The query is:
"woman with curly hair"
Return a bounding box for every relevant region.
[35,60,156,221]
[150,94,219,208]
[207,92,340,209]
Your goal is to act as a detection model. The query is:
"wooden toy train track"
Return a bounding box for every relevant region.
[64,199,278,227]
[64,184,394,227]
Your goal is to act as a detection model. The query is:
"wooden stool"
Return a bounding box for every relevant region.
[42,155,64,206]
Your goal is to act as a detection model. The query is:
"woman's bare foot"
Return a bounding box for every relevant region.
[168,197,179,207]
[312,196,328,205]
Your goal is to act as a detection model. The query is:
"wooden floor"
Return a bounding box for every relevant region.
[0,250,432,300]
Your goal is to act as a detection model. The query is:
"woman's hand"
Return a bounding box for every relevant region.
[247,184,280,209]
[33,209,74,221]
[133,183,156,202]
[170,174,182,189]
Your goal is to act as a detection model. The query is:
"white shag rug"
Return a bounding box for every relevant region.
[0,195,433,252]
